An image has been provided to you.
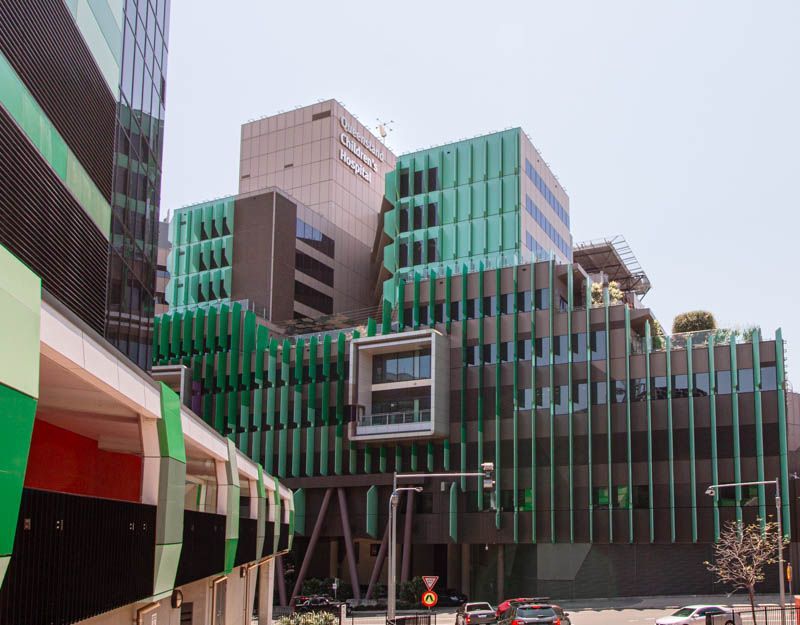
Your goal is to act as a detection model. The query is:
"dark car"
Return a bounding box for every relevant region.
[457,602,497,625]
[437,588,468,607]
[295,596,348,616]
[501,604,562,625]
[497,598,549,620]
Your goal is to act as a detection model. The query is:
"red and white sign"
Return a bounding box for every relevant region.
[422,575,439,591]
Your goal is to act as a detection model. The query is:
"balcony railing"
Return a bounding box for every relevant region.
[0,488,156,625]
[174,509,226,587]
[357,409,432,429]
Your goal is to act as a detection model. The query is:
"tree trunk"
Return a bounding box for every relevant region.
[748,585,757,625]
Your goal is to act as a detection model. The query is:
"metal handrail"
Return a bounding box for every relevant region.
[357,410,431,428]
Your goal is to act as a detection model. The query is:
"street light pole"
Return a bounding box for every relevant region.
[706,478,785,608]
[387,465,495,623]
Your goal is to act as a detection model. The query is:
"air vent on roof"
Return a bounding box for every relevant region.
[312,110,331,121]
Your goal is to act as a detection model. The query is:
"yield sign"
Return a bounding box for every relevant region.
[422,575,439,591]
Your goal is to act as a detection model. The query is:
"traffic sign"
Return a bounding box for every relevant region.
[422,575,439,591]
[421,591,438,608]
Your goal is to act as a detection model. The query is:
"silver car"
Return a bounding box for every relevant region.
[458,602,497,625]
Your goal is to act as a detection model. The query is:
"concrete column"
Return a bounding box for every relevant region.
[447,543,460,592]
[337,488,362,601]
[290,487,333,604]
[258,558,275,625]
[366,521,390,599]
[461,543,471,597]
[496,544,505,604]
[276,555,287,607]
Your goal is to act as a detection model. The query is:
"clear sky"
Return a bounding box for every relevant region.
[161,0,800,384]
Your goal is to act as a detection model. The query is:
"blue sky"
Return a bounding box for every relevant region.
[161,0,800,384]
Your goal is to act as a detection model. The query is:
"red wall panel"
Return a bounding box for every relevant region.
[24,419,142,502]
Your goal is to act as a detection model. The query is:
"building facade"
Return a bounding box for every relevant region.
[153,254,800,600]
[381,129,572,309]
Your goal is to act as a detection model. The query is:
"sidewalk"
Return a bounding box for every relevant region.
[559,594,784,611]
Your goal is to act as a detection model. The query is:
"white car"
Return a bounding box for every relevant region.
[656,605,740,625]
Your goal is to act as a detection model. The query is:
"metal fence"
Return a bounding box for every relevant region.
[731,605,798,625]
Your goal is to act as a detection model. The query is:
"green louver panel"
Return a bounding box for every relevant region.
[320,335,331,477]
[585,279,592,543]
[567,267,574,543]
[645,321,654,542]
[687,337,698,541]
[349,330,360,475]
[512,265,519,543]
[278,340,290,477]
[729,336,743,524]
[366,486,378,539]
[494,267,501,529]
[751,331,767,525]
[307,337,318,477]
[460,265,468,491]
[604,287,612,542]
[335,332,345,476]
[624,307,633,542]
[449,482,458,543]
[530,263,537,543]
[477,262,485,510]
[265,339,278,474]
[0,52,111,238]
[707,335,720,540]
[666,336,676,541]
[776,329,791,535]
[292,339,304,477]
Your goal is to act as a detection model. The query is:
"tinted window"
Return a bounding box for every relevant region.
[739,368,754,392]
[516,608,556,618]
[428,167,439,191]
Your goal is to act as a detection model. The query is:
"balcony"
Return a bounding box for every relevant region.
[356,409,432,435]
[0,488,156,625]
[174,509,226,587]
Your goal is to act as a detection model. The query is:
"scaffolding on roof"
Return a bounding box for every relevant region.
[573,235,652,297]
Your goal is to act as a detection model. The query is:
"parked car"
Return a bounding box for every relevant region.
[497,598,549,620]
[438,588,469,607]
[655,605,740,625]
[500,603,561,625]
[295,595,349,616]
[457,602,497,625]
[551,605,571,625]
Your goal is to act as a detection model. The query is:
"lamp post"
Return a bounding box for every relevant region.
[705,478,785,608]
[387,464,495,623]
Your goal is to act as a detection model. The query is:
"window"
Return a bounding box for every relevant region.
[553,335,569,365]
[465,298,478,319]
[518,388,533,410]
[427,202,438,227]
[483,343,497,365]
[571,333,587,360]
[534,337,550,367]
[483,295,497,316]
[399,206,409,232]
[413,205,424,230]
[630,378,647,401]
[573,381,588,413]
[402,307,413,329]
[716,370,732,394]
[399,243,409,268]
[399,171,409,198]
[465,344,480,366]
[517,290,532,312]
[590,330,607,361]
[499,293,515,315]
[554,385,568,414]
[672,374,689,398]
[372,349,431,383]
[428,167,439,191]
[294,281,333,314]
[738,368,754,392]
[413,241,423,265]
[427,238,438,263]
[433,303,445,324]
[295,251,334,287]
[694,372,710,396]
[418,305,428,326]
[534,288,550,310]
[612,380,627,403]
[559,297,568,312]
[296,219,335,258]
[651,376,667,399]
[450,301,461,322]
[633,485,650,509]
[517,338,532,361]
[761,365,777,391]
[535,386,550,409]
[414,170,423,195]
[592,381,607,404]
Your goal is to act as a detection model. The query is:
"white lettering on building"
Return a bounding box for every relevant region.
[338,116,385,183]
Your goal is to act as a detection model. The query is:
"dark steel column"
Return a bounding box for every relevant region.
[400,490,415,582]
[337,487,362,601]
[366,520,390,599]
[276,555,287,607]
[290,488,333,604]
